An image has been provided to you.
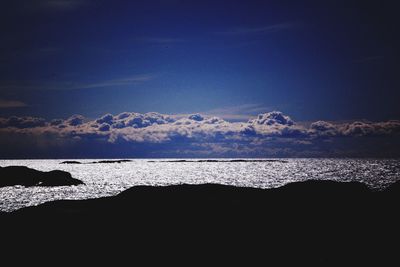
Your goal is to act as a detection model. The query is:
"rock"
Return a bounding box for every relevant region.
[384,179,400,194]
[148,159,288,163]
[61,159,132,164]
[0,180,399,265]
[60,161,82,164]
[91,159,132,164]
[0,166,84,187]
[60,159,132,164]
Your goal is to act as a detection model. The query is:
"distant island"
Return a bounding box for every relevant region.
[60,159,132,164]
[147,159,289,163]
[0,166,84,187]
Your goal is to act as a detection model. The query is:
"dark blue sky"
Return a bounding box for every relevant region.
[1,0,399,121]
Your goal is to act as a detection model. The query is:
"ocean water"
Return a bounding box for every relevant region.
[0,158,399,212]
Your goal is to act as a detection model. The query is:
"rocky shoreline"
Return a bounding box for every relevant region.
[0,178,399,265]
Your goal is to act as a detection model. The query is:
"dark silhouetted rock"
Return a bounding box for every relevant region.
[0,179,399,265]
[60,160,132,164]
[148,159,288,163]
[60,161,82,164]
[0,166,84,187]
[91,159,132,164]
[384,179,400,194]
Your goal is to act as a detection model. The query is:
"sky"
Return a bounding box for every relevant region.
[0,0,399,158]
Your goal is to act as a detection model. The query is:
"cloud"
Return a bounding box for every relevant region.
[188,114,204,122]
[0,116,46,128]
[75,75,154,90]
[0,74,154,91]
[340,120,400,137]
[204,104,271,121]
[50,119,63,126]
[217,23,294,35]
[309,121,339,137]
[0,111,399,158]
[98,123,110,132]
[112,112,174,129]
[66,115,85,126]
[96,114,114,125]
[308,120,400,138]
[249,111,294,126]
[0,99,27,108]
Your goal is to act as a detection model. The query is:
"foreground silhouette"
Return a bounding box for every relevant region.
[0,180,399,265]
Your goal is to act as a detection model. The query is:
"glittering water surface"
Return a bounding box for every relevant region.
[0,159,399,211]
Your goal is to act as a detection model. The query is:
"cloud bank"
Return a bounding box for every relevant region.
[1,111,399,158]
[0,99,27,109]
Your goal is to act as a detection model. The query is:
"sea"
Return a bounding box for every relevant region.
[0,158,399,212]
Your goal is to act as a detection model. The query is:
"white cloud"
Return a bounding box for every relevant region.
[1,111,399,157]
[204,104,271,121]
[249,111,294,126]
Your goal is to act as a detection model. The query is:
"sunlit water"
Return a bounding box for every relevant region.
[0,158,399,211]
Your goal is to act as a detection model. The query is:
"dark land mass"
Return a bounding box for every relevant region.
[62,159,286,164]
[60,159,132,164]
[0,166,84,187]
[60,160,82,164]
[93,159,132,164]
[148,159,288,163]
[0,179,399,266]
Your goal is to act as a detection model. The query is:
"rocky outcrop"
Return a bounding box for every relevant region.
[148,159,288,163]
[0,179,399,265]
[0,166,84,187]
[92,159,132,164]
[60,161,82,164]
[60,159,132,164]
